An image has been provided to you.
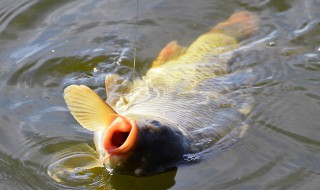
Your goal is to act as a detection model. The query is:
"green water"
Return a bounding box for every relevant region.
[0,0,319,189]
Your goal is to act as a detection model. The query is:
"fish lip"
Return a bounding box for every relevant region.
[102,116,138,156]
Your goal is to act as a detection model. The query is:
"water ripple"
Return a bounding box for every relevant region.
[0,0,36,33]
[0,0,319,189]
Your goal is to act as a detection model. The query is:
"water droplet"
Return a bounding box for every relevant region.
[317,46,320,52]
[51,49,55,53]
[267,41,276,47]
[183,154,201,163]
[134,168,142,176]
[93,67,98,72]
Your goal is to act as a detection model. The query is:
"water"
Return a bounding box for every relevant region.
[0,0,319,189]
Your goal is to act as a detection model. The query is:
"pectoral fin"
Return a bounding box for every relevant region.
[151,41,186,68]
[64,85,117,131]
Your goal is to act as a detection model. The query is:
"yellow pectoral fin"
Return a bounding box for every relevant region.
[64,85,117,131]
[151,40,186,68]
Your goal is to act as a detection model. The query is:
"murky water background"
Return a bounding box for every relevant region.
[0,0,319,189]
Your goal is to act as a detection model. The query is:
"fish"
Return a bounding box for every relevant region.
[63,11,260,176]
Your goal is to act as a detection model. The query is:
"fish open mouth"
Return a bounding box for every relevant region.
[111,131,130,147]
[102,116,138,157]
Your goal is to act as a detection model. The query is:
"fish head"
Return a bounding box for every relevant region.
[64,85,188,175]
[101,116,189,175]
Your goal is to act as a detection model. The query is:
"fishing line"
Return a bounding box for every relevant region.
[133,0,139,70]
[130,0,139,115]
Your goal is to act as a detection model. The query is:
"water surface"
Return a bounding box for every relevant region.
[0,0,319,189]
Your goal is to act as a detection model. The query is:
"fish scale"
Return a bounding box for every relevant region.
[63,11,260,174]
[118,52,256,152]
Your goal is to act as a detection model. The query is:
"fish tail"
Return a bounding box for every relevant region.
[210,11,260,40]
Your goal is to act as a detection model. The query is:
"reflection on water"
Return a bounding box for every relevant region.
[0,0,319,189]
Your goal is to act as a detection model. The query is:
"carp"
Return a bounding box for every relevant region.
[63,11,259,175]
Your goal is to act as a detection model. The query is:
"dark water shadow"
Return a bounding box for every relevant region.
[101,167,177,190]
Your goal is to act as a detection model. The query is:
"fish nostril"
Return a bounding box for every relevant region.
[111,131,130,147]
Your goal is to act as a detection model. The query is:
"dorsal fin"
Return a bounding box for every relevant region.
[64,85,117,131]
[151,41,186,68]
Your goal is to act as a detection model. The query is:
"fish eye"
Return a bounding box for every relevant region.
[148,120,162,127]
